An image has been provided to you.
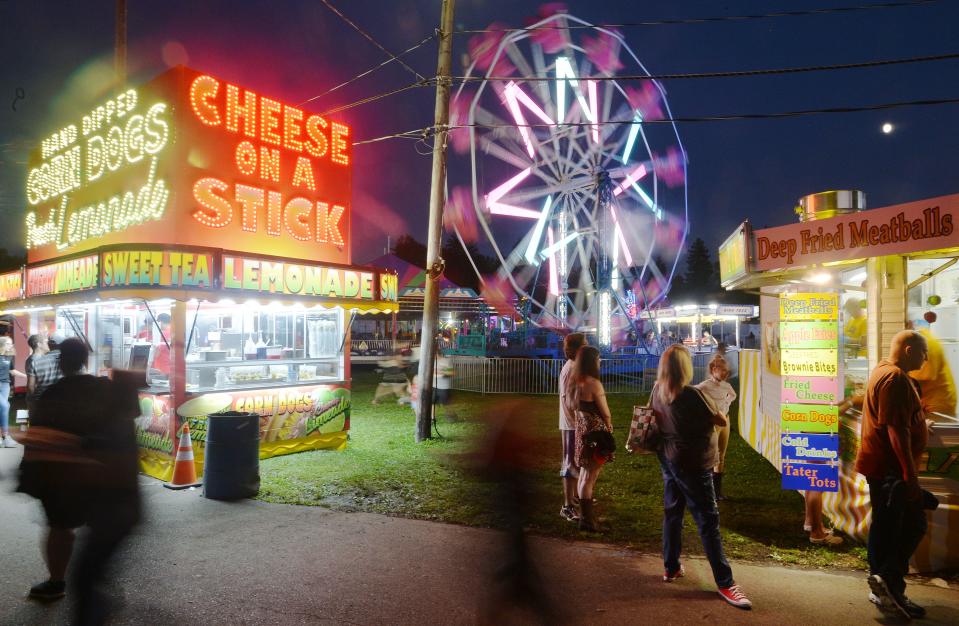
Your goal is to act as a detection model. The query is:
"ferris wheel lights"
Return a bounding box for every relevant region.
[555,56,595,128]
[524,196,553,265]
[587,80,600,143]
[547,227,560,296]
[487,167,539,218]
[539,231,578,261]
[613,163,649,197]
[625,82,665,121]
[608,203,634,267]
[504,82,554,158]
[598,291,612,347]
[620,112,644,164]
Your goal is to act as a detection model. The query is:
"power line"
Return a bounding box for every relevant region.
[452,51,959,83]
[299,32,436,106]
[313,50,959,117]
[353,95,959,144]
[454,0,942,33]
[451,96,959,125]
[318,79,431,117]
[318,0,427,82]
[352,129,425,146]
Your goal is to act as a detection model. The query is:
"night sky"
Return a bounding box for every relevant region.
[1,0,957,267]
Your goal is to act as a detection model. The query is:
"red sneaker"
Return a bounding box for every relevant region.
[718,584,752,609]
[663,565,685,582]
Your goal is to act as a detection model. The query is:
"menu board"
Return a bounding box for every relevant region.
[779,292,839,492]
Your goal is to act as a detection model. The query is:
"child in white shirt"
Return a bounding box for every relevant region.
[695,355,736,500]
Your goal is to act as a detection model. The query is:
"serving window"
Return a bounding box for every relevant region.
[907,255,958,420]
[184,301,345,393]
[37,298,345,394]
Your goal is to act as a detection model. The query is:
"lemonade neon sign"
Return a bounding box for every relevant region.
[25,89,171,251]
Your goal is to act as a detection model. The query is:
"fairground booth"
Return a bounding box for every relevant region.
[1,66,398,480]
[350,253,488,359]
[720,190,959,571]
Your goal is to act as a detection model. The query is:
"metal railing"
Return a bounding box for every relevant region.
[450,350,739,395]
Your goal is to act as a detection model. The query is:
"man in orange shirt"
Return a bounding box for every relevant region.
[855,330,929,619]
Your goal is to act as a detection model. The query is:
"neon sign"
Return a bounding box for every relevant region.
[101,249,213,289]
[26,255,99,297]
[24,67,353,267]
[222,255,374,299]
[186,74,350,248]
[25,89,171,253]
[0,271,22,303]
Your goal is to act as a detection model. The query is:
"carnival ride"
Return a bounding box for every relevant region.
[446,7,689,348]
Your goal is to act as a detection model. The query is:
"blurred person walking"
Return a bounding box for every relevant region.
[856,330,931,619]
[475,397,556,624]
[18,338,141,624]
[651,344,752,610]
[0,336,26,447]
[564,345,614,532]
[909,327,956,417]
[558,333,585,522]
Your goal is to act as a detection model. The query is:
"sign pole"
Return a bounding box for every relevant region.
[416,0,455,442]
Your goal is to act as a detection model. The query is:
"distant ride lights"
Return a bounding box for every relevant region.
[446,7,689,347]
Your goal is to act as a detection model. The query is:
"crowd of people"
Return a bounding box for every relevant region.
[555,328,943,618]
[0,320,946,621]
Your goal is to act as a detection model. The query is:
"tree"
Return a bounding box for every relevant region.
[441,236,497,291]
[392,235,427,268]
[684,238,714,289]
[0,248,25,272]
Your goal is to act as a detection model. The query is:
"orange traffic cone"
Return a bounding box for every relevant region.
[164,422,202,490]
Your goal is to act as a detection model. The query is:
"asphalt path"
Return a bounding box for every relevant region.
[1,446,957,625]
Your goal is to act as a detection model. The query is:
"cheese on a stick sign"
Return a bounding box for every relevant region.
[24,67,352,265]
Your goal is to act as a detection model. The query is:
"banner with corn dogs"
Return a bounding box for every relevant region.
[137,384,351,478]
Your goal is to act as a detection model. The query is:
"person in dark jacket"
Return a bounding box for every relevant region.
[18,337,141,624]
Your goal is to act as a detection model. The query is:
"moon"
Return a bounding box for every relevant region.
[881,122,894,134]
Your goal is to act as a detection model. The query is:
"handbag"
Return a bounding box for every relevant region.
[626,389,661,454]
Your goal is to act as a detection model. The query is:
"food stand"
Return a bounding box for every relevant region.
[4,66,398,480]
[720,190,959,571]
[646,304,758,350]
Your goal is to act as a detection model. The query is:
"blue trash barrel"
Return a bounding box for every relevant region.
[203,411,260,500]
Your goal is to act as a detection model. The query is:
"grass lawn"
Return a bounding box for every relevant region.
[258,368,868,570]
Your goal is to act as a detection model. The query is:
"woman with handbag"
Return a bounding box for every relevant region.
[564,345,614,532]
[650,344,753,610]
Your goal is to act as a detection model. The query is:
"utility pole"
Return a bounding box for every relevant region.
[416,0,455,442]
[115,0,127,86]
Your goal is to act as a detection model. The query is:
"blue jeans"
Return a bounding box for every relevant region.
[0,382,9,432]
[0,383,10,433]
[658,453,734,588]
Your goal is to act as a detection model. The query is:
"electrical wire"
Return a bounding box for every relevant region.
[299,32,436,106]
[318,79,431,117]
[450,95,959,125]
[454,0,942,33]
[352,129,425,146]
[451,51,959,83]
[354,95,959,145]
[318,0,427,81]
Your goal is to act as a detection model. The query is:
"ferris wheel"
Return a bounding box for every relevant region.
[446,8,689,345]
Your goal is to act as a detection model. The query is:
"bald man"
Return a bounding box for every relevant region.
[856,330,929,619]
